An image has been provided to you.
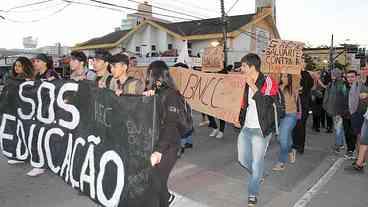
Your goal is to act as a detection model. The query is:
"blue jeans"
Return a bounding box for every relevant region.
[238,127,271,197]
[334,116,345,146]
[278,113,297,163]
[181,134,193,146]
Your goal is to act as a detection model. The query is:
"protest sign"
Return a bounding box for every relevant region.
[171,69,245,125]
[201,46,224,73]
[262,39,304,75]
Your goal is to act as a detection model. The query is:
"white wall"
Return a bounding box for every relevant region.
[229,33,252,64]
[191,40,213,57]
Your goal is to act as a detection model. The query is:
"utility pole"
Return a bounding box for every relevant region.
[220,0,228,69]
[329,34,334,71]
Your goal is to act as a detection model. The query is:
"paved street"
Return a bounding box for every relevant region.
[0,112,367,207]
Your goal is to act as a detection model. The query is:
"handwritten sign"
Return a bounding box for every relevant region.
[201,46,224,73]
[171,69,245,125]
[262,39,304,75]
[127,67,245,125]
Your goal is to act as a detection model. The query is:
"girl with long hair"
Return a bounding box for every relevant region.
[143,60,186,206]
[11,56,35,80]
[273,73,299,171]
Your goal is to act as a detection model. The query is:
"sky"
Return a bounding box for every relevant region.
[0,0,367,49]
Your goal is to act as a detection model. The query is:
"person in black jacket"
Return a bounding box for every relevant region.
[291,70,314,154]
[143,60,186,207]
[237,53,278,206]
[33,53,60,80]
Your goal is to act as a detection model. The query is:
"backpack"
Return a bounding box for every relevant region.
[176,93,193,138]
[161,90,193,138]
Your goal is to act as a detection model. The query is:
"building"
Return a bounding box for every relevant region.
[73,0,279,67]
[303,46,361,71]
[38,43,71,57]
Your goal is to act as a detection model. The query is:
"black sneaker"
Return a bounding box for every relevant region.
[344,151,356,160]
[184,143,193,149]
[248,197,257,206]
[326,128,333,133]
[168,193,175,205]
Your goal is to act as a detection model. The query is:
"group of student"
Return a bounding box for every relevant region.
[10,50,364,207]
[4,49,193,207]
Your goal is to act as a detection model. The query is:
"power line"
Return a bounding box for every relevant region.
[5,0,56,12]
[2,2,71,23]
[153,1,214,19]
[163,0,219,16]
[226,0,240,14]
[88,0,197,21]
[3,1,67,14]
[123,0,207,20]
[63,0,124,12]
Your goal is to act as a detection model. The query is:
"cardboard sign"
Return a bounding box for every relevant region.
[127,67,245,125]
[201,46,224,73]
[171,68,245,125]
[262,39,304,75]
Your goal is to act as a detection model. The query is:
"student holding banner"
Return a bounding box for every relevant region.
[27,54,61,177]
[144,60,191,207]
[69,51,96,81]
[7,57,35,165]
[10,56,35,80]
[93,49,115,89]
[33,53,60,80]
[108,53,145,95]
[237,53,278,207]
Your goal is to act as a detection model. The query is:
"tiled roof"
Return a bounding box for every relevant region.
[154,14,255,36]
[77,29,131,47]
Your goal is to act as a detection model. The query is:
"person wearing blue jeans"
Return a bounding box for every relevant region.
[273,74,298,171]
[238,128,272,197]
[273,113,297,170]
[334,115,346,152]
[180,129,193,154]
[237,53,278,206]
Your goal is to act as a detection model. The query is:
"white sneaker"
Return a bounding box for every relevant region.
[216,131,224,139]
[7,160,25,165]
[26,168,46,177]
[209,129,219,137]
[289,149,296,164]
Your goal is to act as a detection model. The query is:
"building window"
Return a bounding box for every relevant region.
[136,46,140,52]
[151,45,156,51]
[168,44,173,50]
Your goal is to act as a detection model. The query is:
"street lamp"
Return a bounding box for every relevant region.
[211,41,220,47]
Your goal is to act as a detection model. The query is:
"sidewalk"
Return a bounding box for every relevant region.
[307,159,368,207]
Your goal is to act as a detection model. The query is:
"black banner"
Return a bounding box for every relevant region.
[0,79,159,207]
